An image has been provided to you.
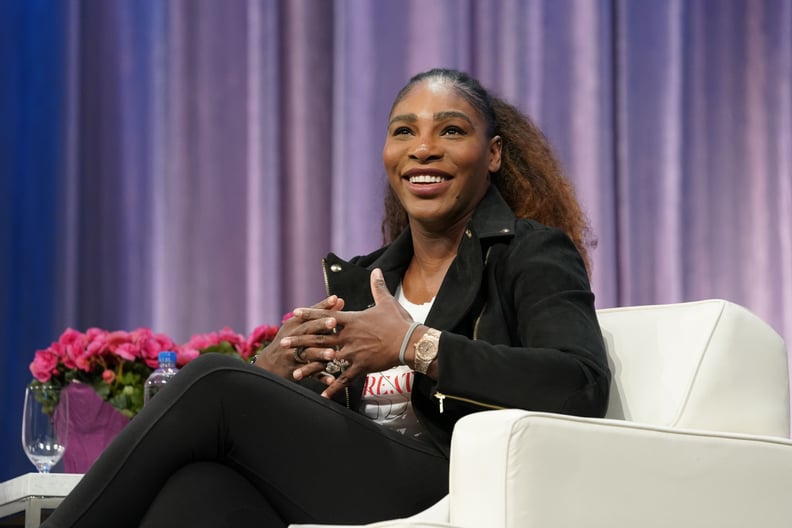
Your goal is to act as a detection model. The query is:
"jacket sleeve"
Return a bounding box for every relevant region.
[431,226,611,420]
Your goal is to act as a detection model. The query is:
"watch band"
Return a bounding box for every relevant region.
[414,328,441,374]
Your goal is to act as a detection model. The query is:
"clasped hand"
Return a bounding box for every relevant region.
[255,268,415,399]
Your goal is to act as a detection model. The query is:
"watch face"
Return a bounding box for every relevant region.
[414,329,440,374]
[416,331,439,359]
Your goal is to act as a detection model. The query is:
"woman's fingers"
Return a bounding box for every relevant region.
[292,357,336,381]
[310,295,344,311]
[280,317,338,345]
[320,367,357,399]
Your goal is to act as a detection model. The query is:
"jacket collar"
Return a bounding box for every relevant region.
[467,184,518,239]
[370,185,517,330]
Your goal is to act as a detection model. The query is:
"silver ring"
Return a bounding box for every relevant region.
[293,347,307,364]
[324,358,349,374]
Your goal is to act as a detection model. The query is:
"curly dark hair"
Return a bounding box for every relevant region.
[381,68,595,275]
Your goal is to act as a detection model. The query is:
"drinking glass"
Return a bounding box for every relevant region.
[22,384,69,473]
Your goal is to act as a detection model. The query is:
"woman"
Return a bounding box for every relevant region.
[43,68,610,527]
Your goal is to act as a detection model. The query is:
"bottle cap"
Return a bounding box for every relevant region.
[158,351,177,364]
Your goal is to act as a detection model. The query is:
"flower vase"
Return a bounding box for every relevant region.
[56,382,130,473]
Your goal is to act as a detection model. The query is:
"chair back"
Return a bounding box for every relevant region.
[597,299,790,438]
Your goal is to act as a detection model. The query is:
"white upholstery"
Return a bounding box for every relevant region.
[449,411,792,527]
[598,299,789,435]
[291,299,791,528]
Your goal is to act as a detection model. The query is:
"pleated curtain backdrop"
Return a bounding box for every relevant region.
[1,0,790,481]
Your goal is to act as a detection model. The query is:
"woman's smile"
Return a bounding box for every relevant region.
[402,168,453,196]
[382,79,501,231]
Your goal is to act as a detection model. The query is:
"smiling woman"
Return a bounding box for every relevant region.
[381,70,595,276]
[382,78,500,255]
[41,68,610,528]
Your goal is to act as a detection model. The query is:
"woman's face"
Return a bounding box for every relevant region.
[383,79,502,233]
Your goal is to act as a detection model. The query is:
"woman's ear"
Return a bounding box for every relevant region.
[488,135,502,173]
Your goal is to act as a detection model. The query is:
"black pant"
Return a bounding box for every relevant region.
[42,354,449,527]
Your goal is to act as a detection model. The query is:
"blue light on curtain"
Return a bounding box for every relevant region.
[1,0,69,480]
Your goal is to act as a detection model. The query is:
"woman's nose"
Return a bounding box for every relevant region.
[408,138,442,162]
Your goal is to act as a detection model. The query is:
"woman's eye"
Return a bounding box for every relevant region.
[392,126,413,136]
[442,126,466,136]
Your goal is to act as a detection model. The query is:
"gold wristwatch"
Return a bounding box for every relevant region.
[414,328,441,374]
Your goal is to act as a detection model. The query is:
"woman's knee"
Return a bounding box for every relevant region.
[183,351,243,370]
[140,462,281,527]
[174,352,251,383]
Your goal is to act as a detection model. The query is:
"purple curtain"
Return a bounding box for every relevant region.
[54,0,792,340]
[3,0,790,479]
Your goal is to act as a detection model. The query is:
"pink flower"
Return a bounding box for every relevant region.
[102,369,116,384]
[248,324,279,353]
[30,349,60,382]
[115,343,139,362]
[183,333,211,351]
[58,328,85,348]
[54,329,86,370]
[60,343,78,370]
[104,330,132,352]
[281,311,295,324]
[152,332,178,351]
[217,327,247,351]
[176,347,201,366]
[84,332,109,359]
[84,327,105,341]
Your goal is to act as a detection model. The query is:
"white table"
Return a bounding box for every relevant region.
[0,473,83,527]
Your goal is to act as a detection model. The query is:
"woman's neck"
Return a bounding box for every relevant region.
[402,220,467,304]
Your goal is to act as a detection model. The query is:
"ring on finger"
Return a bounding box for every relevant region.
[324,358,349,374]
[293,346,308,364]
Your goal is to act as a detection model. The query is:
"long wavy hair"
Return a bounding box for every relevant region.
[381,68,595,275]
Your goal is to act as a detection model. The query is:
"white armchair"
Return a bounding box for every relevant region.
[293,299,791,528]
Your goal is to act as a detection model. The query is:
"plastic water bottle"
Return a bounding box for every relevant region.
[144,351,179,405]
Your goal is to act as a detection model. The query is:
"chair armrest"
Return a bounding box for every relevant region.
[449,410,792,528]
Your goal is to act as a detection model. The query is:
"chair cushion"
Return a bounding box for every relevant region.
[597,299,789,436]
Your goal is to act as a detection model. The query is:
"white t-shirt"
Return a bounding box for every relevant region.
[358,284,434,439]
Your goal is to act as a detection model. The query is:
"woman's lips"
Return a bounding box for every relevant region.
[402,169,453,184]
[408,174,448,184]
[402,171,452,197]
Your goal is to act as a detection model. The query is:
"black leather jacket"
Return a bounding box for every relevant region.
[322,186,610,455]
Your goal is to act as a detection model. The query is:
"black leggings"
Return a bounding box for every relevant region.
[42,354,449,527]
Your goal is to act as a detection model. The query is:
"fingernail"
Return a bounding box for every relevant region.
[323,349,335,360]
[280,338,292,348]
[320,391,329,398]
[294,308,304,318]
[293,369,303,380]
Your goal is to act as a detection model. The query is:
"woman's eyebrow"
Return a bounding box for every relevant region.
[434,110,474,127]
[388,111,474,128]
[388,114,417,127]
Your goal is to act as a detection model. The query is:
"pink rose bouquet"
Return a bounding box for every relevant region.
[30,322,281,418]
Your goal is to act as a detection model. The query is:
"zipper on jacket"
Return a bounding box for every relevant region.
[321,258,332,297]
[322,257,350,409]
[434,391,505,414]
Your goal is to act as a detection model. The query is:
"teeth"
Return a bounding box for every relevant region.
[409,174,446,184]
